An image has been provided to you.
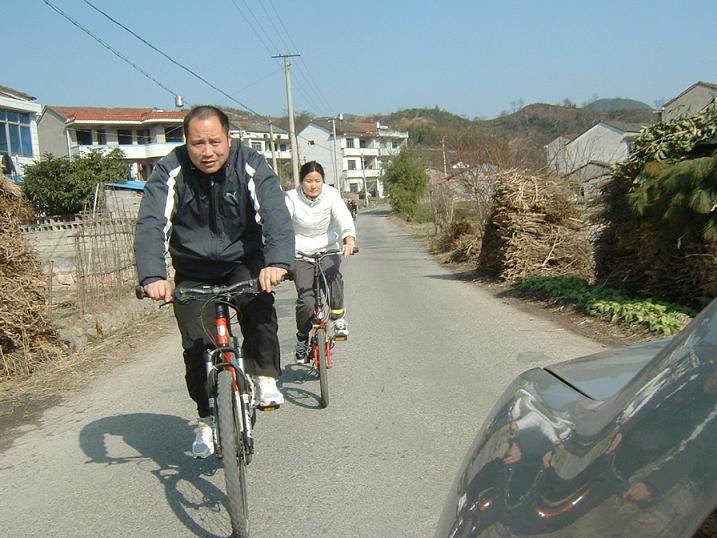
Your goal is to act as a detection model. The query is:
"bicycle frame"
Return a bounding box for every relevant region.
[205,299,254,458]
[310,260,333,367]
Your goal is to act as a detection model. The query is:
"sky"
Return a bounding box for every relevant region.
[6,0,717,121]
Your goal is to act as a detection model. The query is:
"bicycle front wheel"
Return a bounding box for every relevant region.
[317,328,329,408]
[217,369,250,537]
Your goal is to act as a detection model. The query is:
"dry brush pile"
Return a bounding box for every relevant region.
[0,175,59,378]
[478,170,594,282]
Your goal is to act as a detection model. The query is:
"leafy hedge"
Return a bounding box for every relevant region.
[23,148,127,215]
[595,111,717,305]
[517,276,696,335]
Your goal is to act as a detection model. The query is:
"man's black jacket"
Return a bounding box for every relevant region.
[134,141,294,284]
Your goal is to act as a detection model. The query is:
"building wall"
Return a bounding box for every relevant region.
[663,85,717,121]
[37,109,69,158]
[297,124,339,188]
[559,124,630,176]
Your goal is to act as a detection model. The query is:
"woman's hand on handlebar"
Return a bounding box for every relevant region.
[342,237,356,259]
[144,279,173,302]
[258,266,288,293]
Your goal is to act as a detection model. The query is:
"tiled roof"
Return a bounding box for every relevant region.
[232,118,288,134]
[0,84,36,101]
[47,106,186,123]
[602,120,651,133]
[309,119,379,136]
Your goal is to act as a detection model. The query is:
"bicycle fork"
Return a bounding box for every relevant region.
[212,302,255,458]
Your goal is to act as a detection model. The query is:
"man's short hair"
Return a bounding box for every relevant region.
[183,105,230,138]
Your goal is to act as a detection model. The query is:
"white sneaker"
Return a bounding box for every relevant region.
[254,376,284,407]
[333,317,348,338]
[192,417,214,459]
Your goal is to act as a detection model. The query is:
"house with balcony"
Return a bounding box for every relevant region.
[660,81,717,122]
[297,119,408,197]
[37,106,187,180]
[0,84,42,177]
[229,118,290,171]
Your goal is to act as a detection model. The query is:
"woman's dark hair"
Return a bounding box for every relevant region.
[299,161,325,181]
[183,105,230,137]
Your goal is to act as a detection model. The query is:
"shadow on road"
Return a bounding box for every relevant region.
[278,364,325,410]
[79,413,232,538]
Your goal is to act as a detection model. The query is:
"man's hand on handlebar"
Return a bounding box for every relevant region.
[258,266,288,293]
[144,279,173,302]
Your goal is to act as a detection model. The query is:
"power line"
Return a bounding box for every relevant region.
[46,0,335,155]
[41,0,184,103]
[81,0,263,117]
[228,0,275,56]
[266,0,335,115]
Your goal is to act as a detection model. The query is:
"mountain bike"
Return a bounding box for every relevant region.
[137,279,265,538]
[297,247,358,408]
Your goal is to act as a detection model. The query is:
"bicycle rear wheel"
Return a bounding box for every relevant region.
[316,328,329,408]
[217,369,250,537]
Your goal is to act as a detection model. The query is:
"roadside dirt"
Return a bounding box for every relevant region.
[391,214,655,349]
[0,303,175,453]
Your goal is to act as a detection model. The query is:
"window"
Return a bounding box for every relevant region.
[0,108,33,156]
[76,129,92,146]
[96,129,107,145]
[347,159,356,170]
[279,144,287,152]
[251,141,263,151]
[346,138,355,148]
[349,183,358,193]
[137,129,151,144]
[164,125,183,142]
[118,129,133,144]
[359,139,367,148]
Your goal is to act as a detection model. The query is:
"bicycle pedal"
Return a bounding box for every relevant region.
[258,405,280,412]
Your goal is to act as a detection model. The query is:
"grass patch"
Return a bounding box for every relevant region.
[516,276,697,336]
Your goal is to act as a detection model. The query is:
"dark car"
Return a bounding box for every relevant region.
[436,299,717,537]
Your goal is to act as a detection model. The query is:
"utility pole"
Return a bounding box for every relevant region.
[269,121,279,179]
[273,53,300,186]
[441,136,448,177]
[331,116,341,192]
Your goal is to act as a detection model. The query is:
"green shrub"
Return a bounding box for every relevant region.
[384,146,428,220]
[23,148,127,215]
[517,275,696,335]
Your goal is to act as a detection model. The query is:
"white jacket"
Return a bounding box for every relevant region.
[285,184,356,257]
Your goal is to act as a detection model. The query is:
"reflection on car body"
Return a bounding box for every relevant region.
[436,300,717,537]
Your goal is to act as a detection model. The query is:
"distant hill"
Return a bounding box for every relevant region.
[223,99,657,157]
[360,103,656,148]
[584,98,652,111]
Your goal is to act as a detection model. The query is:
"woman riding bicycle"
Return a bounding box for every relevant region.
[285,161,357,363]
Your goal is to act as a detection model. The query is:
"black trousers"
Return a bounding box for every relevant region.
[293,254,344,338]
[173,258,281,418]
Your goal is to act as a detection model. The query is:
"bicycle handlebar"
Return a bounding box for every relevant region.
[296,247,359,260]
[174,279,260,303]
[135,279,261,303]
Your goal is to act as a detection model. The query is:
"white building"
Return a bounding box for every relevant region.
[297,119,408,197]
[37,106,187,180]
[660,81,717,122]
[0,84,42,177]
[229,118,291,170]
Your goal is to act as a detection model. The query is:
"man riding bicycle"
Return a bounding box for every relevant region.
[285,161,356,363]
[134,106,294,458]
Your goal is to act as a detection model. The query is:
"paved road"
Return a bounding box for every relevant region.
[0,209,606,537]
